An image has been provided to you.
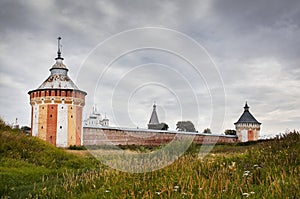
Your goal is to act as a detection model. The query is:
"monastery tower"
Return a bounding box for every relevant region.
[28,38,87,147]
[234,102,261,142]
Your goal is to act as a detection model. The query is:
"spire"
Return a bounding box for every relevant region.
[244,101,249,111]
[50,36,68,71]
[55,37,64,60]
[149,103,159,124]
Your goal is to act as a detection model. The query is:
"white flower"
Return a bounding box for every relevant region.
[174,185,179,189]
[242,192,250,197]
[155,192,161,195]
[105,190,110,193]
[250,191,255,194]
[243,170,250,177]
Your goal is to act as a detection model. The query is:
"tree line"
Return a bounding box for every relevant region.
[149,120,236,135]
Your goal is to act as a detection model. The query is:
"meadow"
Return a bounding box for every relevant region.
[0,119,299,198]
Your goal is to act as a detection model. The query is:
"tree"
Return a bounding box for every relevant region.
[176,121,196,132]
[148,123,169,130]
[160,123,169,130]
[224,129,236,135]
[203,128,212,134]
[21,126,31,134]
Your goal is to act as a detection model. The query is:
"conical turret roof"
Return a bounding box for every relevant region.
[234,102,261,125]
[149,104,159,124]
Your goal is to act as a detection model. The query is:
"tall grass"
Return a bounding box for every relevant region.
[0,119,299,198]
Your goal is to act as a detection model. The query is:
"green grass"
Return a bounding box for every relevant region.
[0,120,299,198]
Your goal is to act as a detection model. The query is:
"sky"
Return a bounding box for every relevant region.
[0,0,299,136]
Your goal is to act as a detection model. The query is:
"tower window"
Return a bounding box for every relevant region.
[60,126,62,129]
[50,114,52,118]
[71,115,73,118]
[41,126,43,129]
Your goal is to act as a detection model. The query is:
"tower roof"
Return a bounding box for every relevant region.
[234,102,261,125]
[35,37,80,90]
[148,103,159,124]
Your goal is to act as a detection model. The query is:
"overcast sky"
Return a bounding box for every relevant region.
[0,0,299,136]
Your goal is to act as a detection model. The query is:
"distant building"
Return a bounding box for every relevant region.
[83,106,109,127]
[12,118,19,129]
[234,102,261,142]
[148,103,160,129]
[28,37,86,147]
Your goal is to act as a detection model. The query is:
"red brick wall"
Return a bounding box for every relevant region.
[46,104,57,145]
[83,128,238,146]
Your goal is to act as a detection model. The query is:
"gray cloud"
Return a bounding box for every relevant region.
[0,0,299,135]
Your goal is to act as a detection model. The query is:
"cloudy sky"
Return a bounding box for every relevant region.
[0,0,299,136]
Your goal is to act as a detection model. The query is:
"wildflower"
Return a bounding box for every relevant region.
[228,161,236,171]
[105,189,110,193]
[253,164,261,169]
[155,191,161,195]
[242,192,250,197]
[243,170,250,177]
[250,191,255,194]
[173,186,179,192]
[232,162,236,167]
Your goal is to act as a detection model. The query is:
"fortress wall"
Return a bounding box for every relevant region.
[83,127,238,146]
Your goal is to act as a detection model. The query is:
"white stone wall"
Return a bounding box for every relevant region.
[56,104,68,147]
[32,104,39,137]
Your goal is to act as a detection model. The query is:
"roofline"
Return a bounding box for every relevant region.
[28,88,87,95]
[234,121,262,125]
[50,67,68,71]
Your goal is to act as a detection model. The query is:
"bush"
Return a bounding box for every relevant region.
[68,145,87,150]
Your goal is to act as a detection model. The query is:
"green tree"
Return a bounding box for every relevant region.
[148,123,169,130]
[203,128,212,134]
[176,121,196,132]
[224,129,236,135]
[160,123,169,130]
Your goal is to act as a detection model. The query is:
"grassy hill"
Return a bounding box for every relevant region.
[0,120,299,198]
